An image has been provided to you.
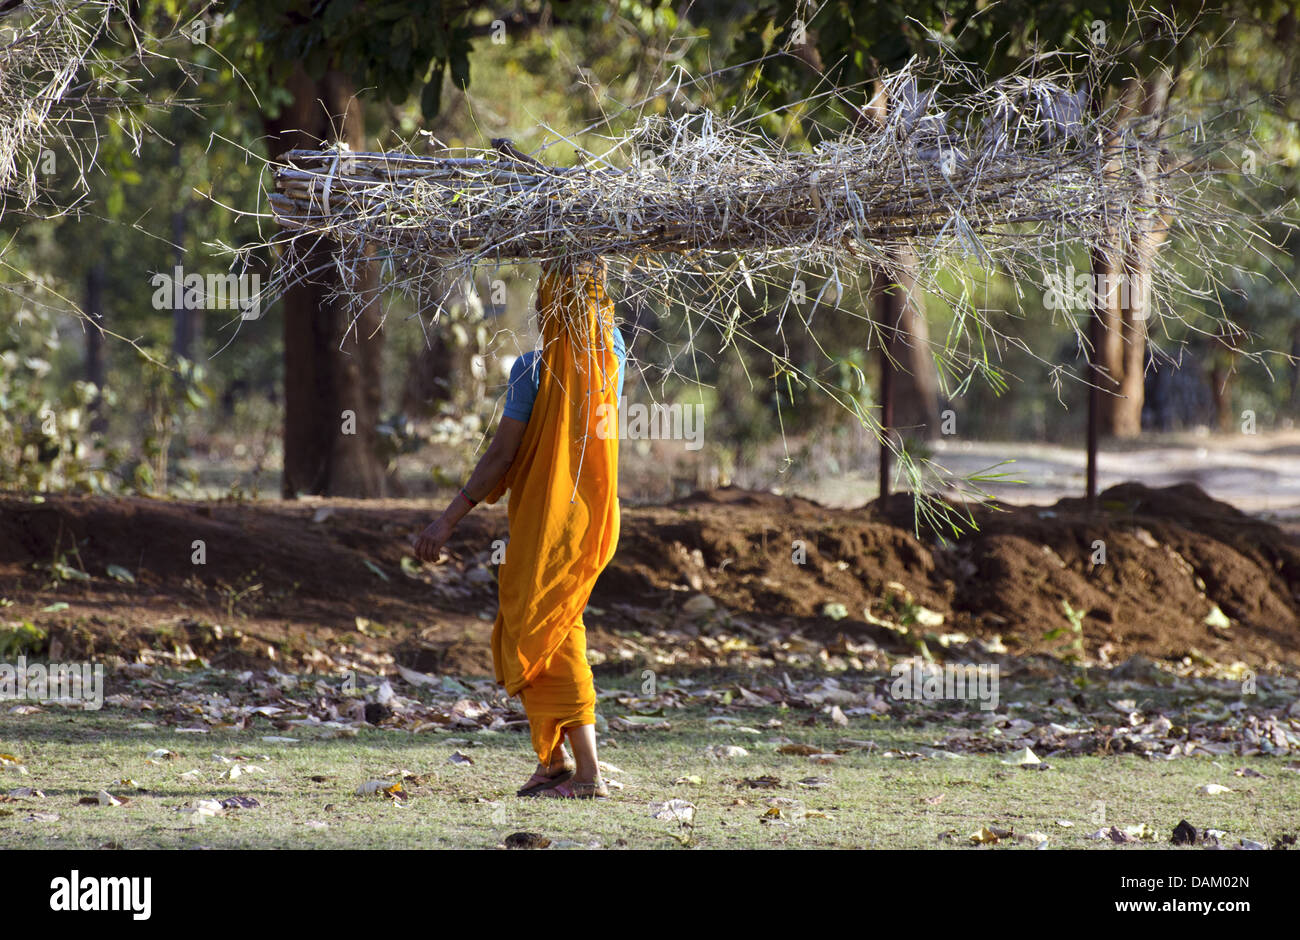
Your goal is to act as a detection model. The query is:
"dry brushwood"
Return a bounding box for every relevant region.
[244,57,1265,532]
[268,70,1193,273]
[0,0,121,213]
[258,62,1248,380]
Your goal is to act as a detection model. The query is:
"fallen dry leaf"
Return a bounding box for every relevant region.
[1087,826,1136,844]
[1000,747,1040,767]
[777,743,821,756]
[649,799,696,824]
[797,776,831,789]
[1171,820,1198,845]
[80,790,123,807]
[356,779,406,799]
[1124,823,1158,841]
[503,831,551,849]
[219,796,261,809]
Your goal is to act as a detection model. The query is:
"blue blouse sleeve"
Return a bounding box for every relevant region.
[502,351,539,422]
[501,331,627,424]
[614,327,627,402]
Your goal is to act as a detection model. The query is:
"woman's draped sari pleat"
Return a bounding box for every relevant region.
[485,259,621,762]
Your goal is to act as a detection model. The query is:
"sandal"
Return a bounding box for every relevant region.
[540,777,608,800]
[515,757,576,797]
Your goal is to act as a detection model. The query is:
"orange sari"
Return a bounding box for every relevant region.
[485,258,621,763]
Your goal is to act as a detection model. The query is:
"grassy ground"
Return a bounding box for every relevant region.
[2,672,1297,850]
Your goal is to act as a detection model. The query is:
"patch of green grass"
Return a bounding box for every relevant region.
[2,679,1297,850]
[0,620,47,658]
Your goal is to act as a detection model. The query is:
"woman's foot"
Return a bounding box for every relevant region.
[540,776,608,800]
[515,750,575,797]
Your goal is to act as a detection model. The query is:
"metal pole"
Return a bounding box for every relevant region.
[1087,243,1104,512]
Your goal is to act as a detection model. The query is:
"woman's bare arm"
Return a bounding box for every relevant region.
[412,416,527,563]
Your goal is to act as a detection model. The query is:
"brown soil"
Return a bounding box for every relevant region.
[0,482,1297,673]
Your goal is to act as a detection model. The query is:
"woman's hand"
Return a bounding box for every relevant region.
[412,518,453,564]
[410,417,526,566]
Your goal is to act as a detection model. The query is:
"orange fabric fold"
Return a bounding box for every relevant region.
[486,258,621,763]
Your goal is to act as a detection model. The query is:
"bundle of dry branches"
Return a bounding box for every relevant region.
[268,68,1184,274]
[0,0,122,213]
[243,53,1262,531]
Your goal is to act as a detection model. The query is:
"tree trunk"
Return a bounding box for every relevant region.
[85,261,107,434]
[402,333,454,416]
[263,67,386,497]
[879,248,941,436]
[402,279,485,416]
[1209,361,1236,432]
[872,249,941,508]
[1208,330,1240,432]
[1091,73,1172,439]
[858,82,942,509]
[170,146,199,364]
[1092,239,1126,435]
[877,285,894,508]
[1289,322,1300,409]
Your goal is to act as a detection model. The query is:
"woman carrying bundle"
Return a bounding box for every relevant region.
[412,258,626,799]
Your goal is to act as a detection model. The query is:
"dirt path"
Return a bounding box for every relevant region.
[791,430,1300,522]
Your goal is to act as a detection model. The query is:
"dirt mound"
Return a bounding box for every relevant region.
[0,482,1296,672]
[622,483,1300,665]
[944,483,1300,659]
[0,495,508,675]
